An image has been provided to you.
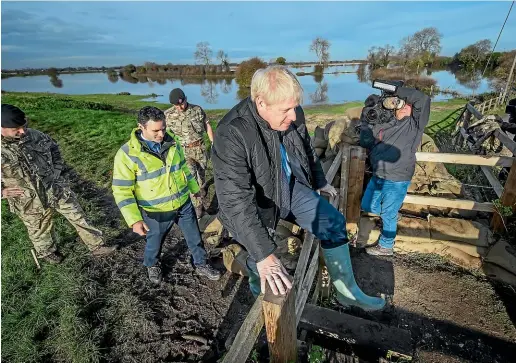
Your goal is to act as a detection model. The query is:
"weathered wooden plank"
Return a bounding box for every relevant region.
[325,147,343,185]
[339,144,351,217]
[494,129,516,155]
[346,146,366,233]
[466,102,483,120]
[415,152,514,167]
[403,194,494,212]
[480,166,504,198]
[295,241,320,326]
[300,304,413,358]
[293,233,315,292]
[262,278,297,363]
[492,162,516,233]
[222,296,265,363]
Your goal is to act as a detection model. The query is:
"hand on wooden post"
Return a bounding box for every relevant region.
[256,254,292,296]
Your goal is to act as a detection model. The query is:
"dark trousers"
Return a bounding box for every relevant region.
[142,199,207,267]
[247,181,348,274]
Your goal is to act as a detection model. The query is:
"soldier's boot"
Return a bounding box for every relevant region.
[147,263,163,285]
[91,244,118,257]
[193,197,205,219]
[42,252,64,264]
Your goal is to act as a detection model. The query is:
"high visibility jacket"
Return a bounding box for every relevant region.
[112,129,199,227]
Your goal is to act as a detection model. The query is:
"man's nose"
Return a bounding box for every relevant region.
[287,108,297,122]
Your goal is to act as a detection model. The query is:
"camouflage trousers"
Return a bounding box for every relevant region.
[184,144,208,210]
[8,185,103,257]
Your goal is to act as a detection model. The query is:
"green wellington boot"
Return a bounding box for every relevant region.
[322,243,386,311]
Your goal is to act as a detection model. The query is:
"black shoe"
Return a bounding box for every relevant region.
[42,252,63,264]
[196,264,221,281]
[147,265,162,284]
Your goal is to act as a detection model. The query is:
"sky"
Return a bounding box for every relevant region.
[1,1,516,69]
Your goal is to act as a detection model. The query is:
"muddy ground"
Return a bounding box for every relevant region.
[69,167,516,363]
[310,251,516,363]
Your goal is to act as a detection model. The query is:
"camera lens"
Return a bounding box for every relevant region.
[366,109,378,122]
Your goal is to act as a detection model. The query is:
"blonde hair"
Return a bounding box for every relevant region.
[251,65,303,105]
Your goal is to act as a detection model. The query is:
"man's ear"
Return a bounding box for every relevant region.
[255,95,266,110]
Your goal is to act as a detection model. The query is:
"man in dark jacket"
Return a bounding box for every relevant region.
[360,87,431,256]
[212,66,385,311]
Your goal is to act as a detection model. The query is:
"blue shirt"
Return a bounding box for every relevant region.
[279,143,292,181]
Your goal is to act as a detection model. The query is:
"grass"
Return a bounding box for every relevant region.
[1,200,101,363]
[0,91,488,362]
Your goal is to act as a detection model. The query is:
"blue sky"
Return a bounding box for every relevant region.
[2,1,515,69]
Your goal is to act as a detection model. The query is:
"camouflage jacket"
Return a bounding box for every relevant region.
[1,128,66,207]
[164,103,208,146]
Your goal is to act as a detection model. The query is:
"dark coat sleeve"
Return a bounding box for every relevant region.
[212,121,276,262]
[396,87,431,131]
[294,107,327,189]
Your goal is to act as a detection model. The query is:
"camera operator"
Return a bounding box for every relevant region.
[360,85,431,256]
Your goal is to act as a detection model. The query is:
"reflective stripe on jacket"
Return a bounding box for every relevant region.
[112,128,199,226]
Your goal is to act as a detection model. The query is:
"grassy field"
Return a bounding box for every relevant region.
[0,91,477,362]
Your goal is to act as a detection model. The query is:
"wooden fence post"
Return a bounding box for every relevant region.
[262,278,297,363]
[492,162,516,233]
[346,146,366,234]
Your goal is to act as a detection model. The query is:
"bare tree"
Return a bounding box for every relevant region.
[217,49,230,71]
[399,27,442,68]
[195,42,213,66]
[368,44,395,69]
[310,37,331,66]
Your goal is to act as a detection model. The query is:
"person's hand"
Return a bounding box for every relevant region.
[132,220,149,236]
[256,254,292,296]
[318,184,337,198]
[1,187,24,198]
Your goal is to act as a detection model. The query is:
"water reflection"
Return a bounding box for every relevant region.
[120,72,138,84]
[310,82,329,103]
[356,64,368,83]
[49,75,63,88]
[451,69,482,91]
[108,73,119,83]
[201,82,219,104]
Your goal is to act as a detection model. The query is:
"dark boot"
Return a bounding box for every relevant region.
[147,264,162,285]
[196,263,221,281]
[42,252,63,264]
[91,244,118,257]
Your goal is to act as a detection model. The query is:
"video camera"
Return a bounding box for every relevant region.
[362,79,405,125]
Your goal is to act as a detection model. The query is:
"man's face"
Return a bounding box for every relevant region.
[1,124,27,139]
[256,97,298,131]
[174,102,187,112]
[395,103,412,120]
[139,119,166,143]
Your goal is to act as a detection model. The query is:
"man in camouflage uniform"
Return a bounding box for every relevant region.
[164,88,214,217]
[1,104,117,264]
